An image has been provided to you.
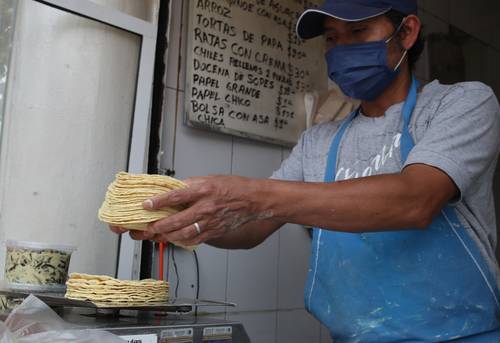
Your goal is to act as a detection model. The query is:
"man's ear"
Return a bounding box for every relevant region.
[400,15,421,50]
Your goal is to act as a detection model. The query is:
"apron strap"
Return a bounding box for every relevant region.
[324,111,358,183]
[400,75,419,162]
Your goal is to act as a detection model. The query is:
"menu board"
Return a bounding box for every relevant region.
[185,0,326,146]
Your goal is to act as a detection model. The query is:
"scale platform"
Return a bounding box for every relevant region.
[0,289,235,312]
[0,289,251,342]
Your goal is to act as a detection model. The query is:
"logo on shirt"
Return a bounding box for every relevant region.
[336,133,402,180]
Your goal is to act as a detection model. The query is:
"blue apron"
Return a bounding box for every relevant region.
[304,76,500,342]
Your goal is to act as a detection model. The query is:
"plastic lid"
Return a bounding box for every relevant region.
[5,240,77,253]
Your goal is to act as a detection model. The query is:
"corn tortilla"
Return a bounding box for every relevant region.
[98,172,196,250]
[65,273,169,306]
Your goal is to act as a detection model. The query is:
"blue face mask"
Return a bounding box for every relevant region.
[326,21,408,101]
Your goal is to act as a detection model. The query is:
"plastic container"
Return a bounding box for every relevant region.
[3,240,76,293]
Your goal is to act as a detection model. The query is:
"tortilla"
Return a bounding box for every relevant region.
[98,172,197,250]
[64,273,169,306]
[98,172,186,227]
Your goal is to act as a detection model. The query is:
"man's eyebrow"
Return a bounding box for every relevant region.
[323,26,337,33]
[347,21,367,27]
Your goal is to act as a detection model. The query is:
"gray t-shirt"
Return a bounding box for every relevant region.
[271,79,500,283]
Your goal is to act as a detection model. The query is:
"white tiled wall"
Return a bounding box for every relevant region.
[277,224,311,309]
[226,312,277,343]
[276,309,321,343]
[226,234,280,312]
[417,0,500,91]
[421,0,450,22]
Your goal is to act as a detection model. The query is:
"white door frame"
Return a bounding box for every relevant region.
[32,0,158,280]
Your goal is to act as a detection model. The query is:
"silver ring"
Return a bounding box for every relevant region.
[194,222,201,235]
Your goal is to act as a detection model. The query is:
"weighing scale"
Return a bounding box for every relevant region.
[0,290,251,343]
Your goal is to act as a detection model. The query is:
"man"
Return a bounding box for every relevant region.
[112,0,500,341]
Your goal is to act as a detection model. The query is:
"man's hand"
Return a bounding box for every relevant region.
[109,225,128,234]
[140,175,271,247]
[109,225,156,241]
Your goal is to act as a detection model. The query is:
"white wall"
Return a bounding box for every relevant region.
[160,1,325,342]
[417,0,500,90]
[0,0,154,278]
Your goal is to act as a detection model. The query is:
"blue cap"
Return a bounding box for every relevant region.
[296,0,417,39]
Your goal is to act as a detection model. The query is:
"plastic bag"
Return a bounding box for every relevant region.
[0,295,125,342]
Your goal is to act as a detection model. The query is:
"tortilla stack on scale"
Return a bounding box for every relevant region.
[65,273,169,306]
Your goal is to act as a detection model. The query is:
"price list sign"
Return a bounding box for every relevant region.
[185,0,326,146]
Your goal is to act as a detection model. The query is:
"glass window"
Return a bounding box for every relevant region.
[89,0,160,24]
[0,0,142,276]
[0,0,17,138]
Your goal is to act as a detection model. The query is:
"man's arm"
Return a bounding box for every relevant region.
[119,218,284,249]
[263,163,457,232]
[140,162,457,246]
[204,219,283,249]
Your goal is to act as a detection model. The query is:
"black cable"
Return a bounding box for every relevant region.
[171,245,179,298]
[147,0,170,174]
[193,250,200,316]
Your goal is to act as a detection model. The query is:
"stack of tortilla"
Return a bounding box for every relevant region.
[65,273,169,307]
[98,172,187,230]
